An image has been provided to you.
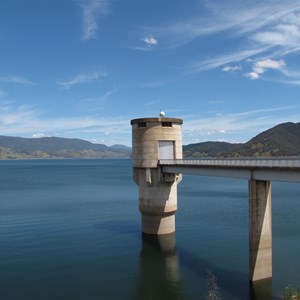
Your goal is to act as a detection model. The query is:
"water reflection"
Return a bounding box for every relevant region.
[136,233,274,300]
[249,279,273,300]
[136,233,184,300]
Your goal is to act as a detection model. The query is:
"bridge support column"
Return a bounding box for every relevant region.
[249,180,272,282]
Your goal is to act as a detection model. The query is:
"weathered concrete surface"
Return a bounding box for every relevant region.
[131,118,182,168]
[131,117,182,234]
[249,180,272,281]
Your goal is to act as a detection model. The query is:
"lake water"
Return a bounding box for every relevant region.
[0,159,300,299]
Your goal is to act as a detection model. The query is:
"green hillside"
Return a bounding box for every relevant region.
[183,122,300,158]
[0,136,131,159]
[1,122,299,159]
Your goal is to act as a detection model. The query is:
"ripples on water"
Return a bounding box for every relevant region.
[0,159,300,299]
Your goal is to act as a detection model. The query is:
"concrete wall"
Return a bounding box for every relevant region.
[131,117,183,234]
[131,118,183,168]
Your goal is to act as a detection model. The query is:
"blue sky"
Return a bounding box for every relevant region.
[1,0,300,146]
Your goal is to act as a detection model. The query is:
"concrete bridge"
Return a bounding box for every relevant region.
[131,116,300,282]
[160,158,300,182]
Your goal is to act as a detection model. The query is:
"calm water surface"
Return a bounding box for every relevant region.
[0,159,300,299]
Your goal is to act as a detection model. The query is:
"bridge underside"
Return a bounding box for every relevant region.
[160,160,300,282]
[161,165,300,183]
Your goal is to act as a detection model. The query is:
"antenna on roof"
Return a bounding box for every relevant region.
[159,110,165,118]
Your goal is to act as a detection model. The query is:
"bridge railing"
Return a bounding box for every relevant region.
[159,158,300,169]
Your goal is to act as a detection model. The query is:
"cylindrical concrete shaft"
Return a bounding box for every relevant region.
[131,117,183,168]
[137,167,178,234]
[131,117,183,235]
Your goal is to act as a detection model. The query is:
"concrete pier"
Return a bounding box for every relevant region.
[131,116,300,282]
[249,180,272,281]
[131,117,183,234]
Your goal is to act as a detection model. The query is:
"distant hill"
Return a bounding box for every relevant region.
[183,122,300,158]
[1,121,300,159]
[184,141,242,158]
[110,144,132,151]
[0,136,131,159]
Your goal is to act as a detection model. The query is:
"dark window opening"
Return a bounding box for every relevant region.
[138,122,146,128]
[162,122,172,127]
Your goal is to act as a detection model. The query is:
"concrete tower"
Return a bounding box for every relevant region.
[131,116,183,235]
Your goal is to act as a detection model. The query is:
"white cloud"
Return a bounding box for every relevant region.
[222,65,242,72]
[0,74,36,85]
[254,58,286,72]
[244,71,260,80]
[143,36,158,45]
[128,36,159,51]
[180,105,300,144]
[244,58,286,80]
[57,71,107,89]
[80,0,109,41]
[32,133,50,138]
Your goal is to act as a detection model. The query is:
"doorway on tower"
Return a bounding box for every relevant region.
[158,141,175,160]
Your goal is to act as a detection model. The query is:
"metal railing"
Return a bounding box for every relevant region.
[159,158,300,169]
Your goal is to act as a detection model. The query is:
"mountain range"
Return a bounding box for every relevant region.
[0,122,299,159]
[183,122,300,157]
[0,136,131,159]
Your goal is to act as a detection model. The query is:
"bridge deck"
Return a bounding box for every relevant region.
[159,158,300,182]
[160,158,300,168]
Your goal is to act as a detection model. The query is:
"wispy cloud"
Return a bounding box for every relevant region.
[1,101,298,146]
[222,65,242,72]
[78,87,116,111]
[0,74,36,85]
[251,15,300,54]
[57,71,107,89]
[180,105,300,144]
[0,102,130,143]
[145,1,300,83]
[0,103,40,126]
[189,47,269,72]
[143,1,299,48]
[145,99,160,106]
[79,0,109,41]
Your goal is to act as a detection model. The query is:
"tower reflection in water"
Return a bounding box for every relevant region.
[136,232,273,300]
[136,232,184,300]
